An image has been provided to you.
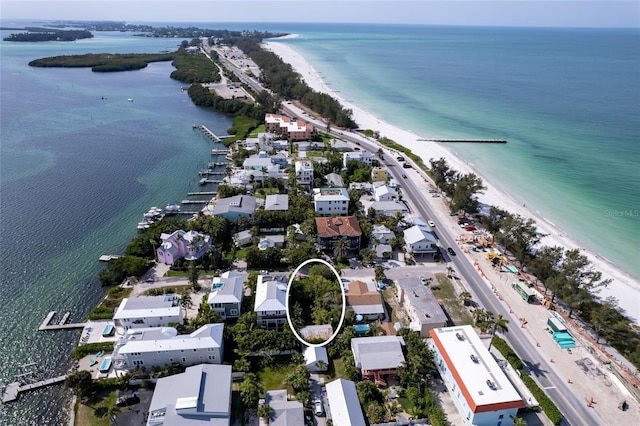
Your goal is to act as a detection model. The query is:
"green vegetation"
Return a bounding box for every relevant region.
[376,136,428,171]
[429,157,486,216]
[169,48,221,83]
[28,52,174,72]
[88,286,133,319]
[492,337,563,425]
[98,255,152,286]
[74,389,119,426]
[73,342,115,360]
[235,37,357,128]
[432,273,473,326]
[225,115,260,145]
[5,29,93,42]
[187,83,269,121]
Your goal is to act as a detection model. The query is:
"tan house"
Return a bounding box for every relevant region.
[315,216,362,251]
[346,281,385,321]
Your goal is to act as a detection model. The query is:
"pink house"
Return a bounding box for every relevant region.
[156,230,211,265]
[264,113,314,141]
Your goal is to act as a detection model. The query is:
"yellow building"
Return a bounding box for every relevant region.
[371,167,388,182]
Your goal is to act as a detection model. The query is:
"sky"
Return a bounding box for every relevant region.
[1,0,638,28]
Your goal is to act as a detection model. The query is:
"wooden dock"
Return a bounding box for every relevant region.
[187,191,216,196]
[418,138,507,144]
[2,375,67,403]
[181,200,210,204]
[38,311,86,331]
[193,124,231,143]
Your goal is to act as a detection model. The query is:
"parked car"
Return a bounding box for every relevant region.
[447,247,456,256]
[465,226,476,231]
[402,174,408,179]
[402,163,412,168]
[397,156,405,161]
[428,220,435,227]
[314,400,325,416]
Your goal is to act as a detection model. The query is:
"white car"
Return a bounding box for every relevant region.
[428,220,435,227]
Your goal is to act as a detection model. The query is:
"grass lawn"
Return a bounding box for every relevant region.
[143,284,193,296]
[75,390,120,426]
[257,364,292,392]
[235,248,247,259]
[305,150,326,157]
[247,124,266,137]
[397,396,416,416]
[253,187,280,198]
[331,357,347,379]
[432,273,474,326]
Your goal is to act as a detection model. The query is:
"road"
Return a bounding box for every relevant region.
[214,56,601,426]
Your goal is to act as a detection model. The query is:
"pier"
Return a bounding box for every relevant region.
[2,375,67,403]
[98,254,121,262]
[199,170,225,176]
[193,124,231,143]
[187,191,217,196]
[38,311,86,331]
[208,162,228,167]
[181,200,210,205]
[211,148,229,154]
[418,138,507,144]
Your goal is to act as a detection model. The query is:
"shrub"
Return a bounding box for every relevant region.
[73,342,115,359]
[88,306,113,320]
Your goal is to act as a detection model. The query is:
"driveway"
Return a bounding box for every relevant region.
[309,374,327,426]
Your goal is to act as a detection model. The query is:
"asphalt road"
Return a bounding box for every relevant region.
[216,58,601,425]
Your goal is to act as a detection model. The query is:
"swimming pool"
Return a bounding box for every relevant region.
[353,324,370,334]
[99,357,112,373]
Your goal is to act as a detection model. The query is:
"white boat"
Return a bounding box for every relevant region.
[164,204,181,215]
[128,98,134,102]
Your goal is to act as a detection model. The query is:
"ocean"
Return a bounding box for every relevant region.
[0,21,638,424]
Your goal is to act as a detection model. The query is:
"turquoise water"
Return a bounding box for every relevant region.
[273,24,640,279]
[0,26,231,424]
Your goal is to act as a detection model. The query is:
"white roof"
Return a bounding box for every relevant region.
[208,271,245,305]
[430,325,524,409]
[374,185,397,199]
[148,364,231,425]
[295,161,313,171]
[314,187,349,202]
[351,336,405,371]
[113,295,180,320]
[118,324,223,355]
[325,379,366,426]
[403,225,437,245]
[365,200,407,214]
[303,346,328,366]
[265,194,289,211]
[254,276,287,313]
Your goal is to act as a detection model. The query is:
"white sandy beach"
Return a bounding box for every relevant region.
[264,39,640,322]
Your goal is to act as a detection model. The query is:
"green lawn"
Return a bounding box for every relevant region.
[235,248,247,259]
[253,187,280,198]
[432,273,474,326]
[257,364,292,392]
[331,357,347,379]
[75,390,119,426]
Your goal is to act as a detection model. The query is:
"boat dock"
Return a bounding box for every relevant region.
[208,162,228,167]
[2,375,67,403]
[193,124,231,143]
[199,170,225,176]
[211,148,229,154]
[418,138,507,144]
[181,200,210,205]
[38,311,86,331]
[98,254,121,262]
[188,191,216,196]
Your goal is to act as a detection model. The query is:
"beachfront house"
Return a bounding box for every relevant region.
[264,389,304,426]
[315,216,362,251]
[112,324,224,371]
[395,276,448,337]
[156,230,211,266]
[403,225,438,256]
[211,195,257,221]
[346,280,385,321]
[343,151,373,168]
[207,271,245,321]
[147,364,232,426]
[325,379,366,426]
[314,187,349,215]
[254,274,288,330]
[429,326,525,425]
[113,295,182,330]
[295,161,314,186]
[265,113,314,141]
[351,336,405,384]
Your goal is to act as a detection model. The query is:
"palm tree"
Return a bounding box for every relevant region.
[459,291,473,306]
[257,404,272,423]
[446,266,455,279]
[260,166,268,188]
[487,313,509,350]
[315,359,327,372]
[180,292,192,317]
[333,237,348,259]
[511,415,528,426]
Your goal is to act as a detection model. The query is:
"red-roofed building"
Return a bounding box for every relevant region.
[265,113,314,141]
[315,216,362,251]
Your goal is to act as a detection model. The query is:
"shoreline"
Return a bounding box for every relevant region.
[263,38,640,323]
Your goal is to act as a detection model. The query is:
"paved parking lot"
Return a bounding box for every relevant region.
[114,387,153,426]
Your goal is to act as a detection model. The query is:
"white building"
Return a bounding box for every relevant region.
[363,200,408,217]
[325,379,366,426]
[351,336,405,382]
[303,346,329,372]
[343,151,373,168]
[313,187,349,215]
[254,274,288,329]
[403,225,438,256]
[395,277,448,337]
[113,295,182,330]
[295,161,314,186]
[429,326,525,425]
[264,390,304,426]
[264,194,289,211]
[374,185,398,202]
[113,324,224,370]
[147,364,231,426]
[208,271,245,320]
